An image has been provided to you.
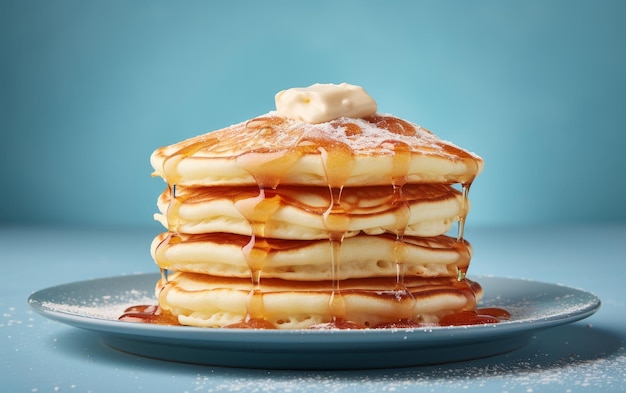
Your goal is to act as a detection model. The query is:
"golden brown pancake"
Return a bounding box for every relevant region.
[150,114,483,188]
[151,232,471,281]
[156,271,483,329]
[155,183,464,239]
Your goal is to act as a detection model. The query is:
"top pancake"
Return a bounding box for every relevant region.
[150,113,483,187]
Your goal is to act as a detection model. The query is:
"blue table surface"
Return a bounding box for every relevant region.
[2,224,625,392]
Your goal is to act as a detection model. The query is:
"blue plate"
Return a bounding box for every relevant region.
[28,274,600,369]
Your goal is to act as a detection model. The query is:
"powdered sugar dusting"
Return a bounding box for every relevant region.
[33,288,155,320]
[175,112,475,158]
[292,114,443,151]
[184,346,626,392]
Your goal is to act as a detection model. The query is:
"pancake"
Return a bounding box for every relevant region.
[150,114,483,188]
[139,83,499,330]
[156,271,483,329]
[151,232,471,281]
[155,183,464,239]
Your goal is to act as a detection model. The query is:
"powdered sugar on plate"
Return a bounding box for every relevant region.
[37,290,155,321]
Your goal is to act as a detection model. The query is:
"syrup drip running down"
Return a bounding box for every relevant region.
[387,184,416,324]
[153,183,183,276]
[323,185,349,324]
[222,118,309,328]
[134,114,511,329]
[457,182,472,242]
[383,139,414,322]
[311,133,355,327]
[227,187,280,329]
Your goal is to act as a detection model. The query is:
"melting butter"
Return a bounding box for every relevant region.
[275,83,377,124]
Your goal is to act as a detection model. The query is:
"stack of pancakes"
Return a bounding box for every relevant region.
[150,97,484,329]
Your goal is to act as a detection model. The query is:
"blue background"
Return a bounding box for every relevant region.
[2,0,625,228]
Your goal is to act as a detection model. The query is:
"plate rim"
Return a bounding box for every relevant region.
[28,273,601,340]
[27,273,601,368]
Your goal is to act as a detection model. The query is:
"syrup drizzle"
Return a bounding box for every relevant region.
[384,139,415,323]
[119,305,179,325]
[324,185,349,323]
[130,114,509,329]
[316,125,356,324]
[457,182,472,242]
[224,117,306,328]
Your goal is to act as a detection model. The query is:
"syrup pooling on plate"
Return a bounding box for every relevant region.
[119,304,179,325]
[118,297,510,328]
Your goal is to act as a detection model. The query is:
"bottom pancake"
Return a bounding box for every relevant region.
[156,271,483,329]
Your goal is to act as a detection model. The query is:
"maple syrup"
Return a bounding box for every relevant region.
[138,114,509,330]
[118,305,179,325]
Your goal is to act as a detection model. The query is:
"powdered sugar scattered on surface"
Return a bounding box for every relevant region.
[182,344,626,393]
[178,355,626,393]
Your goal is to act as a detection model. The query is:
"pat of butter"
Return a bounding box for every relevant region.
[275,83,377,124]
